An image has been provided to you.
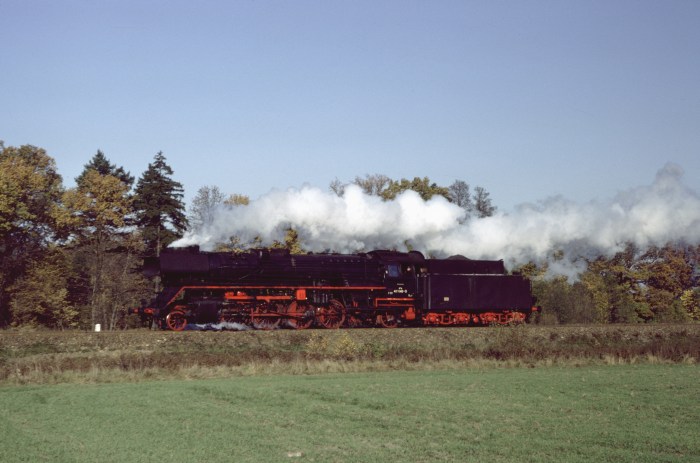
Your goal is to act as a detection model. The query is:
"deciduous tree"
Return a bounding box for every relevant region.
[473,186,496,218]
[272,228,304,254]
[586,244,650,322]
[380,177,450,201]
[329,178,346,197]
[352,174,392,197]
[532,276,597,324]
[638,245,695,321]
[60,170,132,327]
[681,288,700,320]
[224,193,250,207]
[189,185,225,232]
[448,180,472,212]
[579,270,612,323]
[9,246,78,329]
[0,143,64,325]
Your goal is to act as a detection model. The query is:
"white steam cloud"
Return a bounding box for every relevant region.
[173,163,700,277]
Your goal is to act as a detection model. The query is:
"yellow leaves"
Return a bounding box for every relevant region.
[59,170,131,234]
[380,176,451,201]
[0,145,62,233]
[9,247,78,329]
[271,228,304,254]
[579,271,611,323]
[224,193,250,206]
[680,289,700,321]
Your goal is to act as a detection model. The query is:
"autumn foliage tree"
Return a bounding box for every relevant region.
[332,174,496,218]
[380,177,450,201]
[639,245,696,321]
[0,144,64,326]
[527,242,699,324]
[9,246,78,328]
[60,169,133,327]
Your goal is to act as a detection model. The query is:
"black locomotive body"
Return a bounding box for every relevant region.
[135,246,536,330]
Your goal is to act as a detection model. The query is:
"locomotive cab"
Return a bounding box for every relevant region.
[383,262,414,298]
[370,250,424,299]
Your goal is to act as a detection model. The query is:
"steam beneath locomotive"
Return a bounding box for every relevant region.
[173,163,700,277]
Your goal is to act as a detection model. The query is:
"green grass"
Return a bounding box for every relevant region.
[1,364,698,462]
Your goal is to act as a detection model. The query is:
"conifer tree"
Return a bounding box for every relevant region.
[75,150,135,188]
[133,151,187,257]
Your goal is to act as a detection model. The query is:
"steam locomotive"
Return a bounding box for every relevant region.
[134,246,537,330]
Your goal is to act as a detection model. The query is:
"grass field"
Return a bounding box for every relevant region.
[1,364,698,462]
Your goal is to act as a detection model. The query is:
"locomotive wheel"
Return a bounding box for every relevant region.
[165,310,188,331]
[284,301,314,330]
[377,312,399,328]
[251,304,282,330]
[318,299,346,329]
[219,311,248,326]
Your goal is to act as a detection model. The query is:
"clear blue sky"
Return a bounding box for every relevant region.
[2,0,699,211]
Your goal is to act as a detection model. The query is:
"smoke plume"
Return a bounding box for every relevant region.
[173,163,700,276]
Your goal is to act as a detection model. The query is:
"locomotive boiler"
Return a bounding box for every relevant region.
[134,246,537,330]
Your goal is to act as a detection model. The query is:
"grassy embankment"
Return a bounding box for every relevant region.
[1,324,698,384]
[1,364,698,462]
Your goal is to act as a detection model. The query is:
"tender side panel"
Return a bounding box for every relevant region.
[426,274,532,312]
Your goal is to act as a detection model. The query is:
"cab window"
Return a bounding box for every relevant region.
[386,264,401,278]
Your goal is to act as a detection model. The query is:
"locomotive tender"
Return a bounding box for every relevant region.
[135,246,537,330]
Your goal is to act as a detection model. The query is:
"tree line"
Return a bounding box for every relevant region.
[1,144,187,329]
[518,244,700,324]
[1,142,698,329]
